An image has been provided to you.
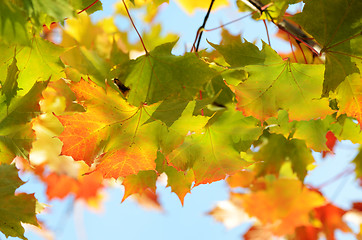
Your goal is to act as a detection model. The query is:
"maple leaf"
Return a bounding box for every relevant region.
[153,100,210,156]
[294,226,320,240]
[42,171,103,201]
[293,119,329,152]
[267,112,332,152]
[226,170,256,188]
[211,40,333,121]
[329,115,362,144]
[0,2,30,45]
[209,39,281,68]
[241,178,325,235]
[168,109,262,185]
[0,164,38,240]
[57,78,164,179]
[144,98,189,127]
[121,170,157,202]
[335,73,362,126]
[0,81,48,163]
[122,41,217,106]
[95,145,157,179]
[237,60,333,121]
[0,38,65,96]
[1,55,19,107]
[254,134,315,181]
[60,14,126,86]
[314,203,351,240]
[57,78,138,165]
[292,0,362,95]
[165,166,194,205]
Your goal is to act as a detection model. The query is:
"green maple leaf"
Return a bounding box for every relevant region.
[1,55,19,108]
[168,109,262,185]
[61,15,129,86]
[254,134,314,181]
[25,0,75,27]
[0,81,47,163]
[292,0,362,95]
[165,166,194,205]
[0,38,65,95]
[123,41,217,106]
[155,101,210,156]
[329,115,362,144]
[211,39,333,121]
[237,58,332,121]
[144,98,189,127]
[265,110,294,137]
[0,164,38,240]
[266,111,333,152]
[209,39,281,67]
[293,120,329,152]
[0,2,30,46]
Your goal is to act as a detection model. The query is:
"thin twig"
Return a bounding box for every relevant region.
[122,0,148,54]
[191,0,216,52]
[204,14,252,32]
[316,166,354,189]
[262,19,271,46]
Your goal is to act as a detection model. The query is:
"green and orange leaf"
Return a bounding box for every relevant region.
[165,166,194,205]
[122,170,158,202]
[241,178,325,235]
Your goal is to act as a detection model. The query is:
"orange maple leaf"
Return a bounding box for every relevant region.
[294,226,320,240]
[314,203,351,240]
[121,170,157,202]
[56,78,138,166]
[56,78,160,180]
[241,178,325,235]
[43,171,103,201]
[94,145,157,179]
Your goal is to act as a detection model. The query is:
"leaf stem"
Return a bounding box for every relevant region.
[297,41,308,64]
[77,0,100,14]
[191,0,215,52]
[287,33,298,62]
[262,19,271,46]
[122,0,148,54]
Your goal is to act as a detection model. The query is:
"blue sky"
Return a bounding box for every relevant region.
[2,1,362,240]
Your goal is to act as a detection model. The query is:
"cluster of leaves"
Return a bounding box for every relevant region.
[0,0,361,239]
